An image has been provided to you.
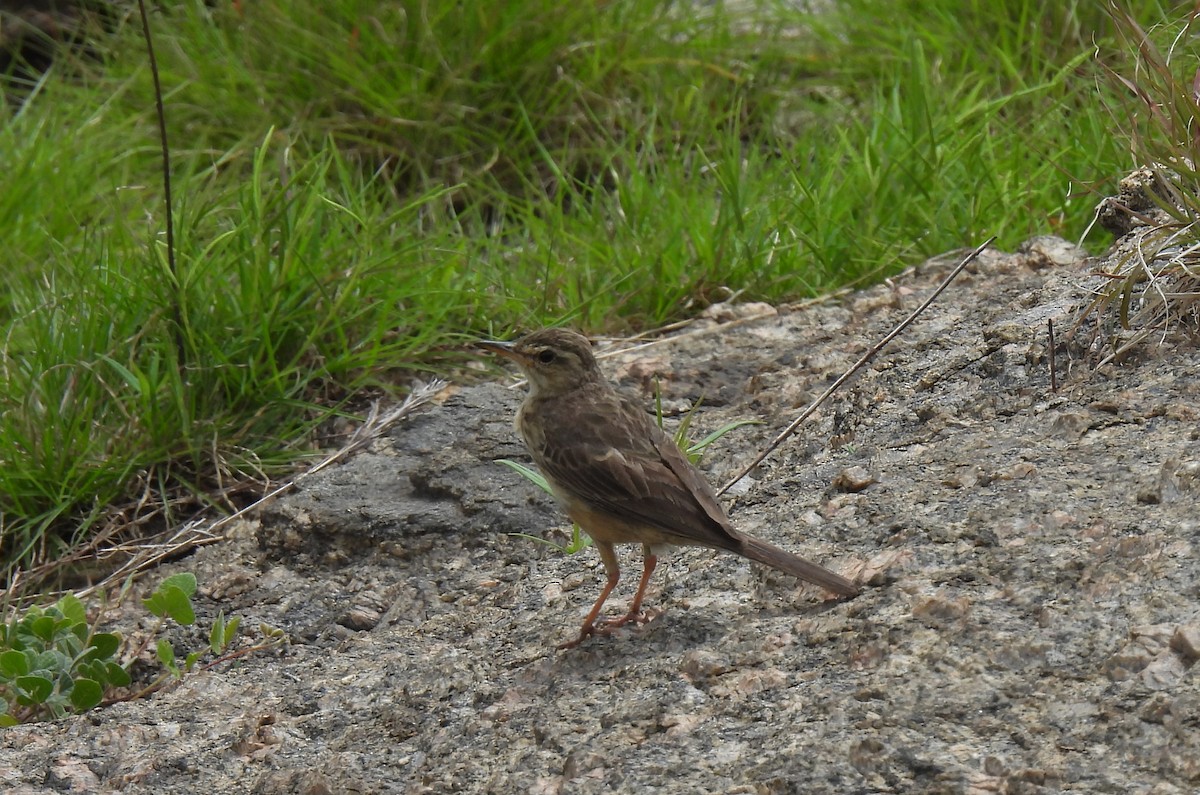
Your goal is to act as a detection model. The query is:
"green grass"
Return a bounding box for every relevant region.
[0,0,1186,587]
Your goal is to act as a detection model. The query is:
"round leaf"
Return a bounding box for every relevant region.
[105,662,132,688]
[0,650,29,678]
[34,649,71,672]
[56,595,87,625]
[144,586,195,625]
[67,621,90,645]
[75,660,103,682]
[68,678,103,712]
[15,675,53,705]
[156,639,176,669]
[162,586,196,626]
[159,573,198,597]
[28,616,56,644]
[86,633,120,661]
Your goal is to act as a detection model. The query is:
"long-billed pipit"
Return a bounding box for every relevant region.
[479,328,859,649]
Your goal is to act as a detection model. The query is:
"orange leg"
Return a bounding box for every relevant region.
[557,541,621,650]
[559,544,665,650]
[600,544,657,629]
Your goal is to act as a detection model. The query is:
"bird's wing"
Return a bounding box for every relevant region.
[533,390,740,551]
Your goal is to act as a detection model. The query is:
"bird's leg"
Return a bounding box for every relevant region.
[557,542,620,650]
[598,544,658,630]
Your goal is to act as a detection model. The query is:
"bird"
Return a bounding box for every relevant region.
[478,328,859,649]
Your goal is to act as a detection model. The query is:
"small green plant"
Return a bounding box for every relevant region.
[0,593,129,725]
[0,572,278,724]
[654,385,762,465]
[497,459,592,554]
[140,573,243,681]
[499,386,760,553]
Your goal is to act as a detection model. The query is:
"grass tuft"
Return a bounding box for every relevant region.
[1080,4,1200,354]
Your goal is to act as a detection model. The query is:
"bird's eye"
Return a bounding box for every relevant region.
[537,349,557,364]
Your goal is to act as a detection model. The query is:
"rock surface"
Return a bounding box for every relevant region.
[1,237,1198,794]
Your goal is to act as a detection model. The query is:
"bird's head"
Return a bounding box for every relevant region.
[477,328,602,396]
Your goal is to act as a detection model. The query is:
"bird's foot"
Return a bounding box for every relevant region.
[597,607,663,632]
[556,609,664,650]
[556,623,595,651]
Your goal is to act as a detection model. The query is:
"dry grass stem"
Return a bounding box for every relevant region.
[717,236,996,496]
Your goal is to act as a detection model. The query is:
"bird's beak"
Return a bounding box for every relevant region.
[475,339,523,363]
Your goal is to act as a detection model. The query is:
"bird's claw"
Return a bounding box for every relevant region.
[597,607,660,630]
[557,609,664,649]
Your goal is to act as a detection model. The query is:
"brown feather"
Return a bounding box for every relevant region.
[530,385,741,551]
[737,536,859,596]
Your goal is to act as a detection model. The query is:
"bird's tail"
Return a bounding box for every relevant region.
[738,535,860,597]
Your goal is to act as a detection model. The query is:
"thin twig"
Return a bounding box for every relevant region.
[716,237,996,496]
[136,0,184,368]
[1048,319,1058,392]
